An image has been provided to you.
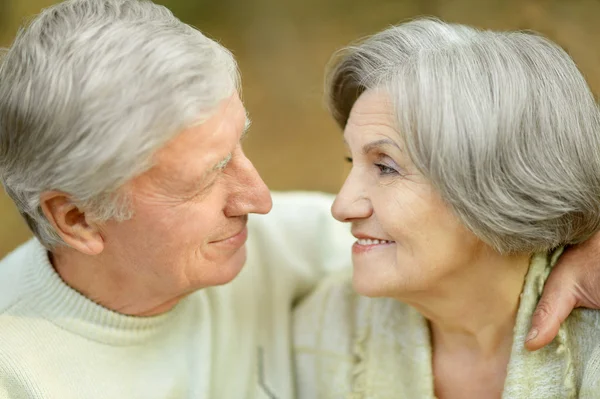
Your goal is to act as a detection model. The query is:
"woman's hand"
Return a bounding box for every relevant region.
[526,232,600,351]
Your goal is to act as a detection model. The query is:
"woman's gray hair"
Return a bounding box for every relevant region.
[328,18,600,254]
[0,0,239,248]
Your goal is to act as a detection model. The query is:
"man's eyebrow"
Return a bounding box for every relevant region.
[204,115,252,175]
[212,153,232,171]
[362,138,401,155]
[241,115,251,142]
[209,116,250,172]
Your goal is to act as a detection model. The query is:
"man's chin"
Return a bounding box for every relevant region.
[213,246,248,286]
[187,246,248,290]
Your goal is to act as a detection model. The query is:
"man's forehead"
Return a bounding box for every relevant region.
[158,95,245,152]
[148,97,249,181]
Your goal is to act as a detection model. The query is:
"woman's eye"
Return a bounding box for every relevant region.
[345,156,353,164]
[375,163,398,176]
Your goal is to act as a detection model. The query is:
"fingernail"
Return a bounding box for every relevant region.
[526,328,538,342]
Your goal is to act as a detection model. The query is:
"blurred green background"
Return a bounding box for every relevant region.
[1,0,600,257]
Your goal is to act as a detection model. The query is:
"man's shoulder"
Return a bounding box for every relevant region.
[270,191,335,206]
[293,271,363,349]
[244,191,351,286]
[249,191,336,233]
[0,242,44,391]
[291,271,355,397]
[0,239,35,314]
[296,269,357,306]
[246,191,351,266]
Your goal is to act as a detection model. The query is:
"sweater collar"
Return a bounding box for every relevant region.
[21,238,190,345]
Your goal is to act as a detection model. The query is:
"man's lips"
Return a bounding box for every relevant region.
[210,226,248,246]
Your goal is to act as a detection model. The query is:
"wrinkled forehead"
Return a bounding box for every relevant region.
[158,95,245,157]
[140,95,247,184]
[347,89,395,125]
[344,90,399,141]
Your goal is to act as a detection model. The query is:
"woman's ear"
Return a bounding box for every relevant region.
[40,191,104,255]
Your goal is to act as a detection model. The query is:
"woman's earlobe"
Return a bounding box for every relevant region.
[40,191,104,255]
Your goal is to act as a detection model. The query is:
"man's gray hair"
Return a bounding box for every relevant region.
[0,0,239,248]
[328,18,600,254]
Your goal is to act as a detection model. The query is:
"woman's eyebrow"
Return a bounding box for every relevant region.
[362,138,401,155]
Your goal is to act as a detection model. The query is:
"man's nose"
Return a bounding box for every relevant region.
[224,151,273,217]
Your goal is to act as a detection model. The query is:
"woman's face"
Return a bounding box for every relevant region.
[332,89,487,298]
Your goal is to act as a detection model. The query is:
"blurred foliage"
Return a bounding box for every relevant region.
[0,0,7,25]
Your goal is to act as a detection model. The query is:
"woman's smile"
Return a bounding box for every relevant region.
[352,236,396,254]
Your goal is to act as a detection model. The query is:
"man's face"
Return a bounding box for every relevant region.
[98,93,272,296]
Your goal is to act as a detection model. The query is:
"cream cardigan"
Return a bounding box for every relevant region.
[294,250,600,398]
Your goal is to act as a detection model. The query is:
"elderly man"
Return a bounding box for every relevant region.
[0,0,598,398]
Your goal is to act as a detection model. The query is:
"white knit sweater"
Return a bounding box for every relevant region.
[0,192,353,399]
[294,250,600,398]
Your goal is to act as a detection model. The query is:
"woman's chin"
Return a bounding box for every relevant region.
[351,263,424,298]
[352,270,392,297]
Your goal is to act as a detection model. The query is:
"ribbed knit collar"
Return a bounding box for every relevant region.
[19,238,190,346]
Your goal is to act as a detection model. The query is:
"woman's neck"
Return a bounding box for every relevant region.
[402,251,531,399]
[402,251,531,357]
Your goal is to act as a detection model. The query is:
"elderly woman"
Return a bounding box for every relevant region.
[294,19,600,398]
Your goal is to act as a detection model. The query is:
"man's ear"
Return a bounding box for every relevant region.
[40,191,104,255]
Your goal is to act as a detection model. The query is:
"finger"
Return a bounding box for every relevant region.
[525,273,577,351]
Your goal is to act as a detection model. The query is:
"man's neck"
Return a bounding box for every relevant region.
[402,251,531,357]
[50,249,186,317]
